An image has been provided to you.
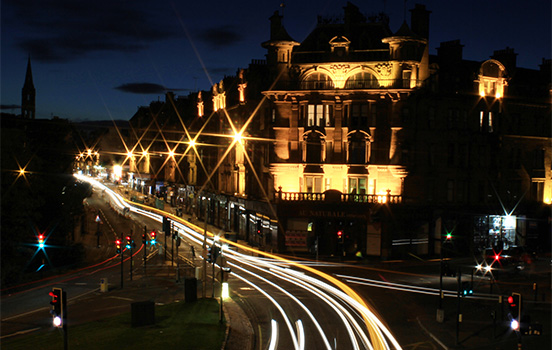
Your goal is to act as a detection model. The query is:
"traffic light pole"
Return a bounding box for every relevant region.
[143,225,147,278]
[211,244,216,298]
[456,269,462,345]
[129,230,133,282]
[171,222,174,267]
[62,290,68,350]
[120,232,124,289]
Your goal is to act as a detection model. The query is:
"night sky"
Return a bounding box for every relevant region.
[1,0,550,122]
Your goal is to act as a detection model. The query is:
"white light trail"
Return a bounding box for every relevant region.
[229,260,333,350]
[231,272,301,350]
[268,319,279,350]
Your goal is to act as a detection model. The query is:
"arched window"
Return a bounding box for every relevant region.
[303,131,324,163]
[301,72,334,90]
[347,131,370,164]
[477,60,508,98]
[345,72,378,89]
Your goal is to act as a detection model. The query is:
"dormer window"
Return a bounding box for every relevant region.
[329,36,351,57]
[477,60,508,98]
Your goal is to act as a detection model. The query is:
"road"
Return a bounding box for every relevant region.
[7,174,548,349]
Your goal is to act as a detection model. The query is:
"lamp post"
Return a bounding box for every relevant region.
[202,194,208,298]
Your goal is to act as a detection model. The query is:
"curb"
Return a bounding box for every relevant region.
[416,317,449,350]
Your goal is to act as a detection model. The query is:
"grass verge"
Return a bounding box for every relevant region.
[3,298,226,350]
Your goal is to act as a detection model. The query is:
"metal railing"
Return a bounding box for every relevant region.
[273,79,419,90]
[275,191,401,204]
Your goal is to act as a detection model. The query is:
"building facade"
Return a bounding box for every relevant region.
[125,3,551,259]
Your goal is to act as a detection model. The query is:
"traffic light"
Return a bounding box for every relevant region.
[150,230,157,244]
[115,239,122,254]
[256,221,262,237]
[212,244,220,262]
[206,246,213,263]
[445,232,452,240]
[163,216,170,235]
[125,235,132,250]
[142,233,146,244]
[337,230,343,243]
[507,293,522,330]
[38,234,45,249]
[461,281,473,296]
[49,288,63,327]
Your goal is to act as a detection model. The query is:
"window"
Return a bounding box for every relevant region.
[344,72,378,89]
[479,111,493,133]
[303,132,324,163]
[349,177,367,194]
[301,72,334,90]
[305,176,323,193]
[477,60,507,98]
[531,181,544,201]
[306,104,332,127]
[348,132,369,164]
[348,103,369,128]
[402,70,411,88]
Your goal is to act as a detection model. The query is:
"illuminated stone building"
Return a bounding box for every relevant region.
[127,3,550,258]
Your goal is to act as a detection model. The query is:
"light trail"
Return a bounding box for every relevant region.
[231,272,301,350]
[338,274,499,301]
[76,174,402,349]
[268,319,279,350]
[228,259,333,350]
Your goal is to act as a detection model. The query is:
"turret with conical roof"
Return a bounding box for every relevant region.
[21,56,36,119]
[262,11,299,77]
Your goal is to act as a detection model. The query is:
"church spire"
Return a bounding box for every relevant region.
[21,55,36,119]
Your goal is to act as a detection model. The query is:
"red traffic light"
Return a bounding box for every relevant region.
[337,230,343,237]
[151,230,156,239]
[508,296,514,305]
[115,239,121,245]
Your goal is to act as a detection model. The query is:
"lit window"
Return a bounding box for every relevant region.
[301,73,334,90]
[477,60,507,98]
[306,104,332,127]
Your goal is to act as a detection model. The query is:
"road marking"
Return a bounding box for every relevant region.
[107,296,134,301]
[0,327,41,339]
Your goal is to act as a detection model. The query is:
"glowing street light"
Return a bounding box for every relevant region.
[233,132,243,144]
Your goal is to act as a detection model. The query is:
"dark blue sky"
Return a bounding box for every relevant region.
[1,0,550,121]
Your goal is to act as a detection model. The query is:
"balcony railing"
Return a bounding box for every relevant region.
[273,79,419,91]
[276,191,402,204]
